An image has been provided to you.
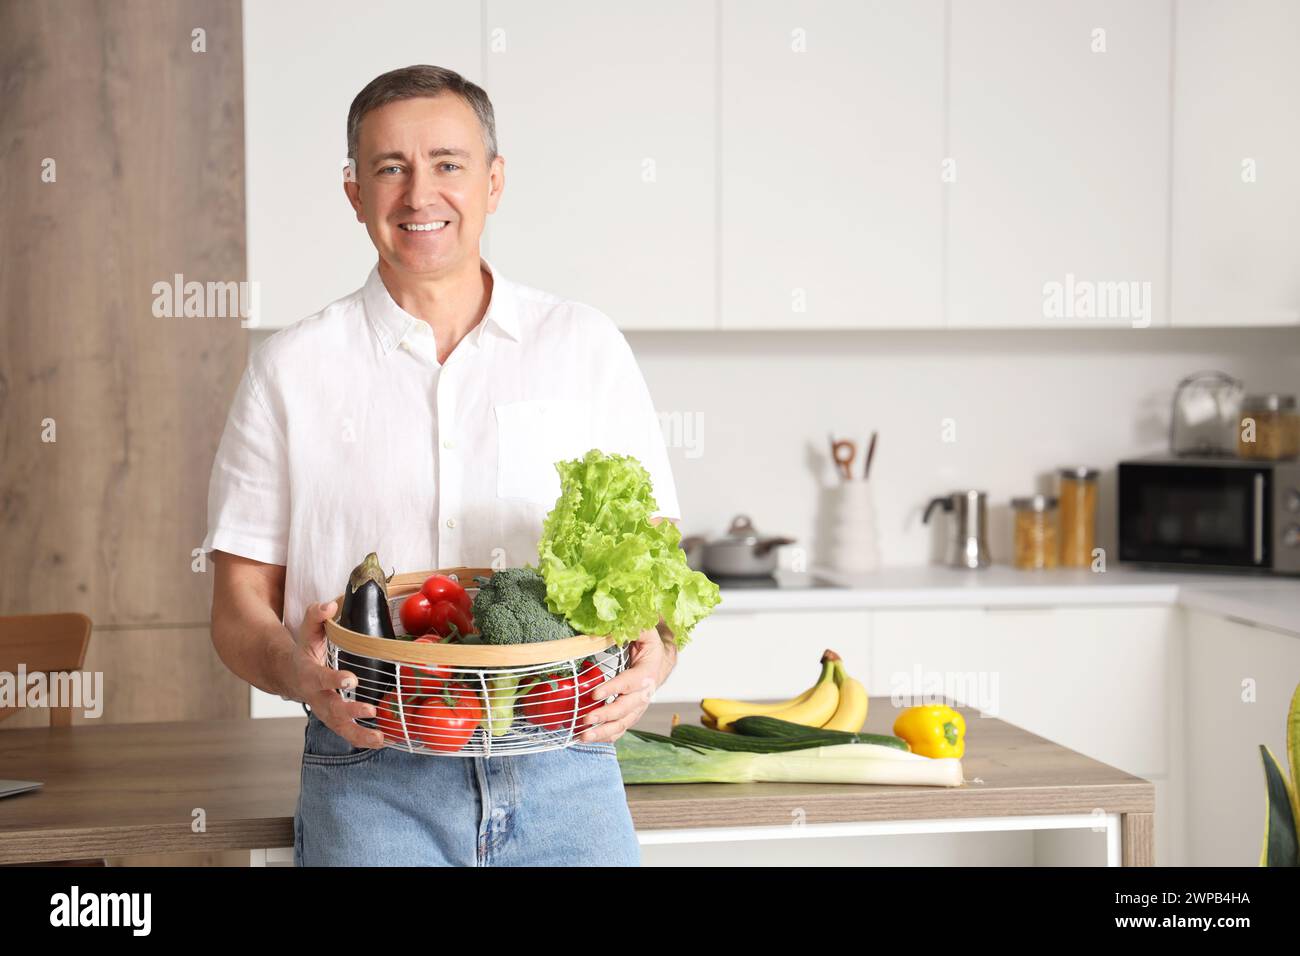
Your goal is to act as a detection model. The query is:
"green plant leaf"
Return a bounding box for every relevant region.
[1287,681,1300,845]
[1259,744,1299,867]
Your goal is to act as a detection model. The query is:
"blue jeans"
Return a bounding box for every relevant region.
[293,712,641,866]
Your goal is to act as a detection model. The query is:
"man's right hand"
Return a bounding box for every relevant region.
[292,600,386,749]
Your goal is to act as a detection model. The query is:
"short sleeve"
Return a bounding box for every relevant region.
[591,328,682,522]
[201,363,290,565]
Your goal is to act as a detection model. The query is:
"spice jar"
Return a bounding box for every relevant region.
[1012,495,1058,570]
[1238,394,1299,461]
[1058,466,1099,568]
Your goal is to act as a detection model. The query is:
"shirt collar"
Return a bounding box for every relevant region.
[363,255,520,355]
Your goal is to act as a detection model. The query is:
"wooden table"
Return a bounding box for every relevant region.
[0,700,1154,865]
[630,703,1155,866]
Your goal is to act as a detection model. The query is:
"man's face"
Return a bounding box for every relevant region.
[345,93,504,278]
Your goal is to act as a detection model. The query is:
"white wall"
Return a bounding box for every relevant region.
[627,326,1300,567]
[249,322,1300,568]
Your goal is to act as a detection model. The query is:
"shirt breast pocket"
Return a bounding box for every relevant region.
[495,399,593,503]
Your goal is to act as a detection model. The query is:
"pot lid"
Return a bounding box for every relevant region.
[720,514,760,545]
[706,514,795,551]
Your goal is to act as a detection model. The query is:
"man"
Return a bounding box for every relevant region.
[203,65,680,866]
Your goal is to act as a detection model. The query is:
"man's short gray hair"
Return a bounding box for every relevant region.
[347,64,498,166]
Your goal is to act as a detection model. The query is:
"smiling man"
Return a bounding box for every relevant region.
[203,65,681,866]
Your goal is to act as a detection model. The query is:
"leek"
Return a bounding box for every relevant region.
[617,730,963,787]
[807,742,925,761]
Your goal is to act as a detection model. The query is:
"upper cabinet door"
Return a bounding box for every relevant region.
[1171,0,1300,327]
[948,0,1172,329]
[483,1,717,329]
[719,0,946,329]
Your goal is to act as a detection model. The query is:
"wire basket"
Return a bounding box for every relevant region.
[322,566,630,757]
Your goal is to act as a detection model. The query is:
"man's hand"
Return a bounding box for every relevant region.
[291,600,386,749]
[576,625,677,743]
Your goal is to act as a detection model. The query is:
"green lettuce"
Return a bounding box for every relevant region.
[536,449,721,647]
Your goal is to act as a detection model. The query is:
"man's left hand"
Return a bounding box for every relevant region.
[576,626,674,743]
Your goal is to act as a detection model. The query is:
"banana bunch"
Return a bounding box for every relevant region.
[700,649,869,733]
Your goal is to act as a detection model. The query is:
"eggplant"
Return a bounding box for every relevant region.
[335,552,397,723]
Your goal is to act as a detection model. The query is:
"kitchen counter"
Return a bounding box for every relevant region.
[628,701,1154,866]
[0,704,1154,865]
[713,565,1300,636]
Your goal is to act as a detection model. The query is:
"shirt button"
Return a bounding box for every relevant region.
[446,518,457,529]
[400,342,411,352]
[443,438,455,449]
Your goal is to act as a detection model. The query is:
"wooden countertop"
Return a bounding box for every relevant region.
[0,699,1154,864]
[628,702,1154,831]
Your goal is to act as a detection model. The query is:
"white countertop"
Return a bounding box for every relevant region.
[711,565,1300,636]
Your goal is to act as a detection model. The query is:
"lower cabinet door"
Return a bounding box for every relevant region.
[656,611,871,704]
[1185,610,1300,866]
[964,606,1176,778]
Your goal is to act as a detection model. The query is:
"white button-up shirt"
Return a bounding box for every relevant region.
[202,256,680,637]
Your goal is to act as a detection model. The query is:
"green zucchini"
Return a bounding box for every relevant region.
[626,728,709,753]
[670,721,897,754]
[731,715,909,751]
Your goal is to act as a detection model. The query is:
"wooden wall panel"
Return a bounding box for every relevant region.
[0,0,250,729]
[0,0,247,629]
[1,626,248,729]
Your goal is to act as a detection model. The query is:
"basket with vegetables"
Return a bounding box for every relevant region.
[322,450,723,758]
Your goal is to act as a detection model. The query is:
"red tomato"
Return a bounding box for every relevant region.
[376,684,482,752]
[397,636,452,694]
[399,593,434,636]
[575,658,609,711]
[420,575,472,615]
[375,690,416,741]
[427,600,475,640]
[520,675,578,731]
[520,660,607,732]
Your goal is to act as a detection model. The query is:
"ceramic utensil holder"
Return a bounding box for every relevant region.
[825,481,881,574]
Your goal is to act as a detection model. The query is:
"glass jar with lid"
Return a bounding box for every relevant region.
[1238,394,1299,460]
[1059,466,1099,568]
[1012,495,1058,570]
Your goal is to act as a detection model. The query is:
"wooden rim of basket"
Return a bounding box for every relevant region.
[324,566,615,667]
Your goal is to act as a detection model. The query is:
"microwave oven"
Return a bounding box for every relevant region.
[1118,456,1300,575]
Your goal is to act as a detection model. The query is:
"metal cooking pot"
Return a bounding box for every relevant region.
[680,515,796,577]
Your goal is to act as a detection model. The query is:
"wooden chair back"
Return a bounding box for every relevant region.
[0,613,93,727]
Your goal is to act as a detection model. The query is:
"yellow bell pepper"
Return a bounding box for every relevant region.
[893,705,966,759]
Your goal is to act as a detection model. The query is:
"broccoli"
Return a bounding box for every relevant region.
[472,567,577,645]
[472,568,576,736]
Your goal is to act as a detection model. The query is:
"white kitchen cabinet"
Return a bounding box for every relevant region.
[242,0,483,330]
[252,686,303,719]
[867,609,988,705]
[869,604,1175,774]
[1184,609,1300,866]
[483,1,716,329]
[718,0,945,329]
[1170,0,1300,327]
[947,0,1171,328]
[868,603,1185,863]
[1151,772,1189,868]
[666,600,1191,866]
[965,606,1177,777]
[658,610,871,703]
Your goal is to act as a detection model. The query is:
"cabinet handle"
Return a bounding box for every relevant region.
[1253,473,1265,565]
